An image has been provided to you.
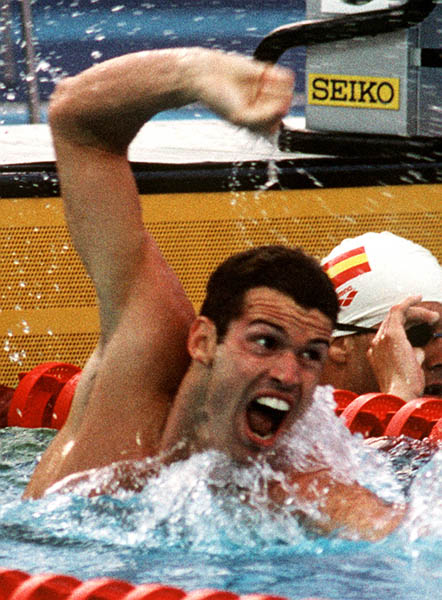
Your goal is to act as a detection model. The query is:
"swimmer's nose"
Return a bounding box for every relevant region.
[268,350,300,389]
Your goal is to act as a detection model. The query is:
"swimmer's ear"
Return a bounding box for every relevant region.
[187,316,217,366]
[328,336,350,364]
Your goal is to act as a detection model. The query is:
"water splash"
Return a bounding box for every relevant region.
[260,131,281,191]
[279,386,404,503]
[30,387,407,548]
[0,425,441,597]
[401,450,442,541]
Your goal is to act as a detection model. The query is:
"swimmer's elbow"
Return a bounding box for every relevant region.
[48,77,83,132]
[48,77,124,152]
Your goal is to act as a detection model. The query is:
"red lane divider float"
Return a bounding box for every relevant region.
[336,391,442,441]
[339,393,405,438]
[0,569,329,600]
[332,389,358,417]
[7,362,80,430]
[429,417,442,442]
[384,397,442,439]
[50,371,82,429]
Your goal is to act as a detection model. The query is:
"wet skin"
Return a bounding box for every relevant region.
[49,287,334,493]
[421,301,442,397]
[188,287,333,465]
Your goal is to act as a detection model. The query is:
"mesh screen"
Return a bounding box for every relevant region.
[0,225,95,310]
[1,333,99,388]
[0,187,440,387]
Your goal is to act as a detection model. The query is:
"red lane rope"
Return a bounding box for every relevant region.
[3,363,442,441]
[7,363,80,429]
[333,389,442,441]
[0,568,329,600]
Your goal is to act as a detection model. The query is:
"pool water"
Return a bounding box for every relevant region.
[0,391,441,600]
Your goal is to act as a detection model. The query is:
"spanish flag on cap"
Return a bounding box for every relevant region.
[321,232,442,335]
[322,246,371,289]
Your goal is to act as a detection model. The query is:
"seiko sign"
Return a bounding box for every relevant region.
[308,73,400,110]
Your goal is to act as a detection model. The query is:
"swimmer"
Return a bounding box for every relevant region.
[321,232,442,401]
[25,48,405,540]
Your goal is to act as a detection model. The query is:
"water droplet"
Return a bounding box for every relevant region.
[36,60,51,72]
[9,351,23,364]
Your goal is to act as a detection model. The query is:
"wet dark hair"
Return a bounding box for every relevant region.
[200,245,339,340]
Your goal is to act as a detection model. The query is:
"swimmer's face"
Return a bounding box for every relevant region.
[339,300,442,398]
[421,301,442,397]
[200,286,332,464]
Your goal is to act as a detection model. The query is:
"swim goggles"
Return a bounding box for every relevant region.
[335,321,442,348]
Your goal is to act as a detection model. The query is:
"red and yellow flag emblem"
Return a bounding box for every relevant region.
[323,246,371,289]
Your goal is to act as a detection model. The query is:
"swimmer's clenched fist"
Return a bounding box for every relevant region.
[190,49,295,134]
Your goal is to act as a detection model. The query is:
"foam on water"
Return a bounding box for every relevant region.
[0,418,441,597]
[401,450,442,540]
[1,386,435,550]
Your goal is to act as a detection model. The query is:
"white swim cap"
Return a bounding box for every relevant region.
[321,232,442,336]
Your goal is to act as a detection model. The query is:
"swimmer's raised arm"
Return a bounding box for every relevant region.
[50,47,294,420]
[49,48,294,338]
[50,48,294,151]
[25,49,294,498]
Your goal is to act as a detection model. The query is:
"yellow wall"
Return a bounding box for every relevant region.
[0,184,440,387]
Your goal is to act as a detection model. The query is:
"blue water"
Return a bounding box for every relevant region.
[0,393,441,600]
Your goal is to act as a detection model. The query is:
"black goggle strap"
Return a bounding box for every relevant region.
[334,323,378,335]
[335,321,439,347]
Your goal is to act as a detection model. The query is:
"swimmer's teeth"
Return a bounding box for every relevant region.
[255,397,290,412]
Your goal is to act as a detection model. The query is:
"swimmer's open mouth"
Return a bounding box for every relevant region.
[245,396,291,447]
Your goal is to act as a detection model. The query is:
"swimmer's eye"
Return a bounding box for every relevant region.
[254,335,279,351]
[247,331,282,353]
[299,347,326,365]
